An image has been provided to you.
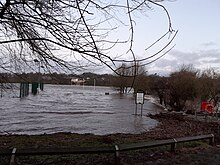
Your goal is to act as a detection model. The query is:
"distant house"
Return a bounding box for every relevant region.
[70,78,85,85]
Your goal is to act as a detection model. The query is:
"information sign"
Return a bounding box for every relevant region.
[136,92,144,104]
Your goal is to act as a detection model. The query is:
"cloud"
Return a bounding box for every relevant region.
[148,48,220,75]
[201,42,217,47]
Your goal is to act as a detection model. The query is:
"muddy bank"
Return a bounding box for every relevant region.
[1,112,220,165]
[106,112,220,144]
[146,113,220,142]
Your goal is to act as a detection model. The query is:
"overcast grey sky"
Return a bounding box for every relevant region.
[91,0,220,75]
[147,0,220,75]
[1,0,218,75]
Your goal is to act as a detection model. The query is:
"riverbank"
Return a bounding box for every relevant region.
[1,112,220,164]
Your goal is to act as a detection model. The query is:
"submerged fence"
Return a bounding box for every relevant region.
[0,134,214,165]
[19,82,44,97]
[19,82,29,98]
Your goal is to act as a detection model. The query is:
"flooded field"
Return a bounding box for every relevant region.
[0,84,162,135]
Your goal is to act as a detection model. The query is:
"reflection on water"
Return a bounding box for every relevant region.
[0,84,162,135]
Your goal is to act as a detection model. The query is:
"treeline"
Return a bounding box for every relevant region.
[113,64,220,112]
[0,72,115,86]
[150,66,220,112]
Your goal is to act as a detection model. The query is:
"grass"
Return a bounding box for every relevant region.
[175,140,210,150]
[0,132,212,165]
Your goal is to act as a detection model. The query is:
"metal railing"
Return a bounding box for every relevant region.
[0,134,214,165]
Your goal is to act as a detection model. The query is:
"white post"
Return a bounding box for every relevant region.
[94,79,96,90]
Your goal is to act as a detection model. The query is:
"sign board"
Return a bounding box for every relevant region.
[135,90,145,116]
[136,92,144,104]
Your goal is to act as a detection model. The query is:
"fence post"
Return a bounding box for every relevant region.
[115,145,120,165]
[40,82,44,91]
[32,82,38,95]
[20,82,29,98]
[10,148,16,165]
[209,134,215,145]
[25,82,29,96]
[171,138,177,152]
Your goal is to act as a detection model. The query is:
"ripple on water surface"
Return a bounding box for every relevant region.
[0,84,163,135]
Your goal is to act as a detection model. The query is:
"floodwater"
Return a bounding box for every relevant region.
[0,84,163,135]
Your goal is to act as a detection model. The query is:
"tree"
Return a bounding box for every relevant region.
[113,63,132,93]
[198,68,220,106]
[149,74,169,106]
[131,63,149,94]
[168,65,198,111]
[113,62,148,93]
[0,0,177,74]
[149,65,220,112]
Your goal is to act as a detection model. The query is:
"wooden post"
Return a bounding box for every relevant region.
[10,148,16,165]
[115,145,120,165]
[171,138,177,152]
[209,134,215,145]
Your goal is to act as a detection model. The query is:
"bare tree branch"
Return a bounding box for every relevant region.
[0,0,177,75]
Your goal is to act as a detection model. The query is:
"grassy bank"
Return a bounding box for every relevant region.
[1,113,220,164]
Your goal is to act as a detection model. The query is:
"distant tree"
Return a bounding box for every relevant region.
[168,65,198,111]
[0,0,176,74]
[198,68,220,106]
[113,63,132,93]
[149,74,169,106]
[113,62,148,94]
[131,63,148,94]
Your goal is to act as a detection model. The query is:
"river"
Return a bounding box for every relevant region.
[0,84,162,135]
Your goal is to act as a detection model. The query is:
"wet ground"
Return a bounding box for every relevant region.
[0,84,163,135]
[1,113,220,165]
